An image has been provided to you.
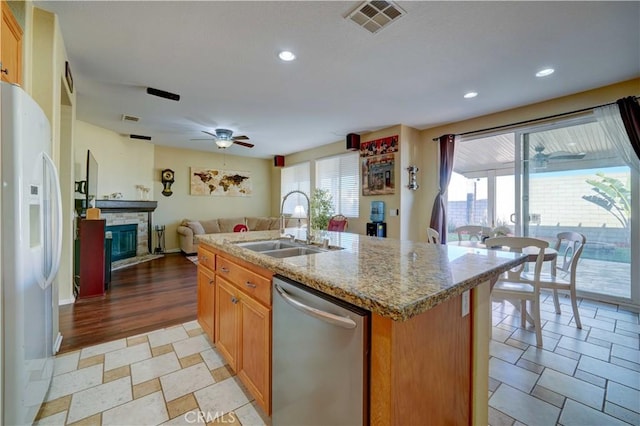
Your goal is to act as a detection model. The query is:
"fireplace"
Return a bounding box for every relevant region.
[106,224,138,261]
[95,200,158,257]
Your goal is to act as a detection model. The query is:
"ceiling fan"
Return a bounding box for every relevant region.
[194,128,254,149]
[530,145,585,168]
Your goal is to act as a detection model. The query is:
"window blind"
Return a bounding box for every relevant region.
[280,162,311,215]
[316,153,359,217]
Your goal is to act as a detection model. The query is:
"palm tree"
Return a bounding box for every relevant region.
[582,173,630,230]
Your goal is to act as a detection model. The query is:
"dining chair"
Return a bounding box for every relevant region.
[454,225,484,242]
[426,228,440,244]
[523,231,586,329]
[327,214,348,232]
[486,236,549,347]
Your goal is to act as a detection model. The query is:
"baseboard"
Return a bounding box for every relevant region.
[164,248,181,254]
[59,297,76,306]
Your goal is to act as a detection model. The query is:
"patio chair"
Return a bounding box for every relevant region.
[487,236,549,347]
[454,225,484,241]
[523,231,585,329]
[426,228,440,244]
[327,214,348,232]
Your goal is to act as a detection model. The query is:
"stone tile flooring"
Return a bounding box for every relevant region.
[35,321,270,426]
[35,293,639,425]
[489,292,640,425]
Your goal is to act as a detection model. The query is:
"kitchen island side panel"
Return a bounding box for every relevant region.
[370,292,472,425]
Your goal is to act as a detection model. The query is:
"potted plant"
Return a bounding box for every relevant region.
[310,188,335,233]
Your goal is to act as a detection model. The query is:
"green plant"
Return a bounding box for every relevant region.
[582,173,631,230]
[310,188,335,231]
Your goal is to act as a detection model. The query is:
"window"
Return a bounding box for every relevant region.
[315,153,359,217]
[280,162,310,215]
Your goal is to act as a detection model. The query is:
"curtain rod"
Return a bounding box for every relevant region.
[431,98,636,141]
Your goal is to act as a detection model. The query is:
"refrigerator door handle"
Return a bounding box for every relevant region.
[274,283,357,329]
[42,152,63,288]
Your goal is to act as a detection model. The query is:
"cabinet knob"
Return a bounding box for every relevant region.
[231,296,239,304]
[1,68,8,75]
[245,281,257,288]
[208,279,214,285]
[220,267,230,273]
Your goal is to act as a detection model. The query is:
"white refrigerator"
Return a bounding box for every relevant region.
[1,82,63,425]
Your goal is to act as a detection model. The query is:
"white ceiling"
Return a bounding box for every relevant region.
[35,1,640,159]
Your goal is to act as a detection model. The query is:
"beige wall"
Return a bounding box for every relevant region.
[154,146,273,251]
[272,125,425,239]
[74,120,155,200]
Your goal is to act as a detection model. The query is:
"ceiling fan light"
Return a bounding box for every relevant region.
[215,140,233,149]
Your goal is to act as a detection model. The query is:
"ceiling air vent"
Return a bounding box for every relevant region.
[346,1,406,34]
[121,114,140,122]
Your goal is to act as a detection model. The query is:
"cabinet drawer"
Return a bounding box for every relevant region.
[217,256,271,306]
[198,247,215,271]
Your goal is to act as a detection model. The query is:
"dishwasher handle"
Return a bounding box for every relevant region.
[274,283,357,329]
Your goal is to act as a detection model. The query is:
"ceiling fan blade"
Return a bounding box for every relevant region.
[233,140,255,148]
[232,135,250,141]
[549,151,586,160]
[202,130,218,138]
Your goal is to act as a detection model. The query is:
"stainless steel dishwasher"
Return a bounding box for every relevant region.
[272,275,370,426]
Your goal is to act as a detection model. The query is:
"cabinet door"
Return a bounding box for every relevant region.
[1,1,22,85]
[215,277,239,371]
[197,266,215,342]
[238,295,271,415]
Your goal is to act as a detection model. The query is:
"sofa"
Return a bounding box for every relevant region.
[177,216,300,254]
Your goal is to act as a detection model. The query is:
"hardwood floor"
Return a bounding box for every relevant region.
[58,253,197,353]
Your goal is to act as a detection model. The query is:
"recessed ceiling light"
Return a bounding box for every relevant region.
[536,68,555,77]
[278,51,296,61]
[464,92,478,99]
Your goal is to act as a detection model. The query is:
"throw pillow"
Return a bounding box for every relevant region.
[186,221,205,235]
[200,219,221,234]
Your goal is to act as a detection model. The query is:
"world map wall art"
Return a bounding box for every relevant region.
[190,167,252,197]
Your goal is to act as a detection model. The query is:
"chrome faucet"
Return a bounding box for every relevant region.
[280,190,311,244]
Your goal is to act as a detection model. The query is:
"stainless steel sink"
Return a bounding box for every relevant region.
[234,239,299,252]
[261,247,325,258]
[234,239,327,258]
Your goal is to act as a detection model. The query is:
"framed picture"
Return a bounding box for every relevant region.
[190,167,252,197]
[360,135,398,196]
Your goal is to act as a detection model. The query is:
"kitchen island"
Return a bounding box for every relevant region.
[196,229,526,425]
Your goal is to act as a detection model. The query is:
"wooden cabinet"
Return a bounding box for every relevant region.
[1,0,22,85]
[237,289,271,411]
[215,277,240,370]
[76,219,106,299]
[210,248,273,415]
[197,246,216,341]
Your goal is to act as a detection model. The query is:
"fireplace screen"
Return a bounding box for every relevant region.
[106,224,138,261]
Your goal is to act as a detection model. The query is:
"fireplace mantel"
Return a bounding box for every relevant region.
[91,200,158,254]
[94,200,158,213]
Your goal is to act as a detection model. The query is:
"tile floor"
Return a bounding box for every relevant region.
[35,321,270,426]
[35,293,639,425]
[489,292,640,425]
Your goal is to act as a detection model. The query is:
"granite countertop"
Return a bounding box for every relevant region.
[196,229,526,321]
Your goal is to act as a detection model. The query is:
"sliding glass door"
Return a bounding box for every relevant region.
[449,119,638,306]
[518,118,637,304]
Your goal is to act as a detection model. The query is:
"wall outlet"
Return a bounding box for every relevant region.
[389,208,399,217]
[461,290,470,317]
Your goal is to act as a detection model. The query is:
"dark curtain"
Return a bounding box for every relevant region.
[617,96,640,161]
[429,134,456,244]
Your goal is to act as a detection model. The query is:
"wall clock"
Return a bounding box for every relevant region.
[161,168,175,196]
